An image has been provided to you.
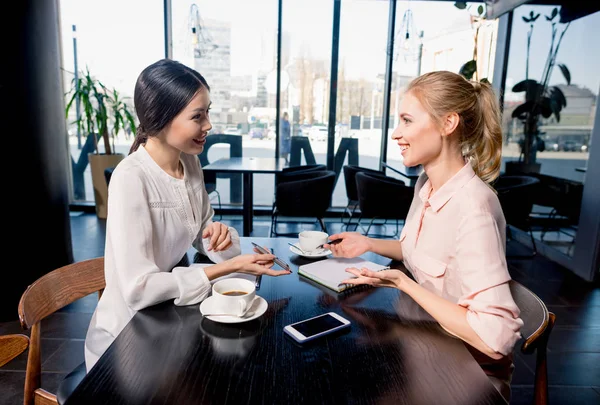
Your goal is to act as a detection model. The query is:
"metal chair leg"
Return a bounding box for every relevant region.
[318,218,327,234]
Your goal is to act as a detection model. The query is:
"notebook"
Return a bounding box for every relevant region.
[298,257,389,293]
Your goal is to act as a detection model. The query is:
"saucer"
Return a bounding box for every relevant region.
[289,243,332,259]
[200,295,268,324]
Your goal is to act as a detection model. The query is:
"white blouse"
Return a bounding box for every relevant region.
[84,146,241,371]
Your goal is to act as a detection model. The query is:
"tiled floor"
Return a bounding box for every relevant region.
[1,212,599,405]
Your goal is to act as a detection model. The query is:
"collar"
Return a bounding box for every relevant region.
[418,162,476,212]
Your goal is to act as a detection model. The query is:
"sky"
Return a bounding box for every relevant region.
[58,0,599,100]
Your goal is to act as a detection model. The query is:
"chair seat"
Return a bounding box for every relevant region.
[56,361,87,404]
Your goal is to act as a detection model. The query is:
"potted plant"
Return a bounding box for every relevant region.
[507,7,571,174]
[65,67,137,218]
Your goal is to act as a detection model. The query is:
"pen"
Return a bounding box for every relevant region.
[251,242,292,272]
[317,238,343,249]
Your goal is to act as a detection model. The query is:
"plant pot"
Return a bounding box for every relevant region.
[504,161,541,176]
[89,153,125,219]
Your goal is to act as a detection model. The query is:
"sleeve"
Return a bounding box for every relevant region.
[106,169,211,310]
[455,212,524,356]
[192,161,241,262]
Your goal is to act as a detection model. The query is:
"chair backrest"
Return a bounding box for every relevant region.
[493,175,540,229]
[275,170,336,217]
[18,257,105,405]
[276,164,327,186]
[355,171,413,219]
[0,334,29,368]
[343,165,383,203]
[203,169,217,194]
[508,279,556,405]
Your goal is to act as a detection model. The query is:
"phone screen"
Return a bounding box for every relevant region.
[292,314,345,338]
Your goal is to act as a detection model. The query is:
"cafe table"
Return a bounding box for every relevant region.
[64,237,507,405]
[202,157,286,236]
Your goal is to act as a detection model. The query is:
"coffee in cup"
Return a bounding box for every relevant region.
[298,230,329,253]
[212,278,257,316]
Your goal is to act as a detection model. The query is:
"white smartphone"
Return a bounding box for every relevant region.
[283,312,351,344]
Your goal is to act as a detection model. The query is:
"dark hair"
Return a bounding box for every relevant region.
[129,59,211,154]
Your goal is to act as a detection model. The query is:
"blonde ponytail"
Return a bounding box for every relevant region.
[405,71,503,186]
[469,81,503,185]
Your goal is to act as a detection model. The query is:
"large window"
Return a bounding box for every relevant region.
[331,0,390,208]
[385,1,499,180]
[503,5,599,258]
[172,0,278,206]
[61,0,164,203]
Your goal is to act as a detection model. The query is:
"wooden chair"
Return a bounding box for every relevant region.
[509,280,556,405]
[18,257,105,405]
[0,334,29,368]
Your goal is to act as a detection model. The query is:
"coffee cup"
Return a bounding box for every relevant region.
[298,230,329,253]
[211,278,257,316]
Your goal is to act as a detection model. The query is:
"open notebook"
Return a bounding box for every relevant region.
[298,257,389,293]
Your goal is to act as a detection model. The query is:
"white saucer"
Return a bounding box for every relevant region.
[200,295,268,324]
[289,243,332,259]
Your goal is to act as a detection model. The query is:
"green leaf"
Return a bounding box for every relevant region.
[549,86,567,108]
[511,79,540,93]
[480,77,490,84]
[512,101,536,120]
[454,2,467,10]
[459,60,477,80]
[477,5,484,16]
[557,63,571,85]
[552,7,558,18]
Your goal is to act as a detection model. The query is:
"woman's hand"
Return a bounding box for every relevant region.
[202,222,232,252]
[229,253,291,277]
[324,232,372,258]
[340,268,409,290]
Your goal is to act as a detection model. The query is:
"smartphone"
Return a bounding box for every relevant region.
[283,312,351,344]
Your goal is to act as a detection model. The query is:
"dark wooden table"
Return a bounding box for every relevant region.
[65,238,507,405]
[202,157,286,236]
[382,161,422,186]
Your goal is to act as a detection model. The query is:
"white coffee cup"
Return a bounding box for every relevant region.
[298,230,329,253]
[211,278,257,316]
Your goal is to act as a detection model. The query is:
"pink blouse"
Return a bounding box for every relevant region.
[400,162,523,356]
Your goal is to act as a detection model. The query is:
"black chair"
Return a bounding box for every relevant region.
[275,164,326,187]
[203,170,222,221]
[342,165,383,230]
[270,170,336,237]
[493,175,540,258]
[509,280,556,405]
[355,171,414,238]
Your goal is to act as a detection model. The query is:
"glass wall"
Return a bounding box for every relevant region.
[278,0,334,189]
[385,1,499,182]
[61,0,164,203]
[331,0,389,208]
[502,5,599,258]
[172,0,278,206]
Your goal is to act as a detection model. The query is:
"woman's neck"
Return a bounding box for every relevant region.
[423,153,466,194]
[144,138,183,179]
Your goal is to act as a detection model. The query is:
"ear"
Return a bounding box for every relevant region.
[441,112,460,137]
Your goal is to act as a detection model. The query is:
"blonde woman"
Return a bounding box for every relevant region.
[325,71,523,400]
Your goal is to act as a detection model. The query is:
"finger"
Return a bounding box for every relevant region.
[209,224,220,250]
[202,226,212,239]
[214,234,231,252]
[254,253,275,262]
[345,267,362,276]
[359,268,385,279]
[213,226,228,251]
[263,268,292,276]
